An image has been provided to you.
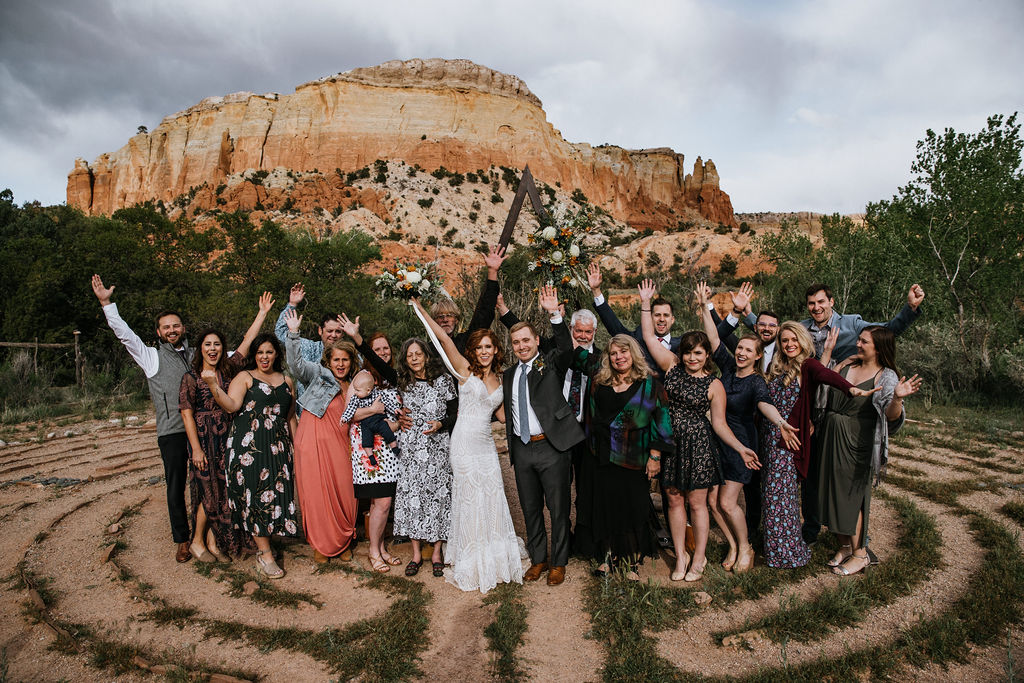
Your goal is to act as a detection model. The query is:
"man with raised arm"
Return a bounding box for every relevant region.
[586,263,679,379]
[92,274,196,563]
[801,283,925,363]
[430,245,507,354]
[274,283,343,412]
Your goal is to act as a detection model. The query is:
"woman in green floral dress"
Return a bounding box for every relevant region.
[204,333,298,579]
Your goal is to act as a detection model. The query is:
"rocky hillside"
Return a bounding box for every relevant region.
[67,58,734,229]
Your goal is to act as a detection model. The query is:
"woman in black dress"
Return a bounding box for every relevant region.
[639,279,758,582]
[574,334,673,579]
[204,333,298,579]
[695,284,799,573]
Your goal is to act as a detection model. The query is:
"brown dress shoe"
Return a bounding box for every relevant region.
[313,550,329,564]
[175,542,192,563]
[523,562,549,581]
[546,566,565,585]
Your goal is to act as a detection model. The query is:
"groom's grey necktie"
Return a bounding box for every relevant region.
[518,362,531,444]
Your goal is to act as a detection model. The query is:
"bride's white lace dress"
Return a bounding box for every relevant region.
[445,374,525,593]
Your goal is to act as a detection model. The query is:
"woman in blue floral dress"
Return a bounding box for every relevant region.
[204,333,298,579]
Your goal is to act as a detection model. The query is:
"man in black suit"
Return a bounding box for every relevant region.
[586,263,680,378]
[503,286,585,586]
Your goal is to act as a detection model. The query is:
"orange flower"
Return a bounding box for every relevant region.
[561,275,570,284]
[527,235,535,243]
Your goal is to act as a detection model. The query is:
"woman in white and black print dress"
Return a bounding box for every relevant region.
[391,338,457,576]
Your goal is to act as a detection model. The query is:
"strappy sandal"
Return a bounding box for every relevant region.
[255,550,285,579]
[722,546,738,572]
[833,553,870,576]
[827,544,853,568]
[405,560,422,577]
[381,554,402,567]
[369,555,390,573]
[432,562,445,577]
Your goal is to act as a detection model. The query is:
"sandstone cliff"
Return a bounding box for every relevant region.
[67,58,733,228]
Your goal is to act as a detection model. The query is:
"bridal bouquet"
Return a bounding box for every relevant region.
[375,261,443,302]
[526,206,592,290]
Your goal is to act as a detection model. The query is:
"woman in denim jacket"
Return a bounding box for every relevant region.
[284,309,401,569]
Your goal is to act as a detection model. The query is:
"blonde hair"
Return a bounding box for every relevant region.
[767,322,813,386]
[593,335,651,387]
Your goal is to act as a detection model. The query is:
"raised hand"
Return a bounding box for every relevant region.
[288,283,306,306]
[200,368,218,387]
[258,291,275,314]
[823,326,840,356]
[638,278,657,304]
[731,282,754,314]
[539,284,560,315]
[91,274,115,305]
[484,244,507,275]
[495,293,510,317]
[339,312,360,337]
[894,374,922,398]
[694,281,711,306]
[587,262,603,295]
[284,307,302,333]
[907,284,925,309]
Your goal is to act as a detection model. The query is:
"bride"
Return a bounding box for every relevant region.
[410,298,525,593]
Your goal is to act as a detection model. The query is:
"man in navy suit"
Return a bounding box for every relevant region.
[586,263,679,379]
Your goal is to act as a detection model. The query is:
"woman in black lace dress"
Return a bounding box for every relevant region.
[639,279,757,583]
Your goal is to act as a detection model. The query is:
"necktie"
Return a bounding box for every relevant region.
[659,336,670,348]
[568,369,583,418]
[517,363,531,444]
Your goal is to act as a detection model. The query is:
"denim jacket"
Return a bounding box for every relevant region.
[285,331,341,418]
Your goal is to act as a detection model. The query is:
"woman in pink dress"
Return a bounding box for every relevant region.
[283,309,370,564]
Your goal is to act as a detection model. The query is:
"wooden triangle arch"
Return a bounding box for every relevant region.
[497,165,551,248]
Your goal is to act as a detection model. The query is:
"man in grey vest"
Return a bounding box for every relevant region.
[92,275,196,563]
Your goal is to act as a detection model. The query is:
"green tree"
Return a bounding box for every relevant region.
[868,113,1024,363]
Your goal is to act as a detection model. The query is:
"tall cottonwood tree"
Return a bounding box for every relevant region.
[868,113,1024,365]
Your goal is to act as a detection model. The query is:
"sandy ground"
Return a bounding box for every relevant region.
[0,411,1022,681]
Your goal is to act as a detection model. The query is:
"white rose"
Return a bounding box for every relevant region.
[569,279,579,288]
[397,269,407,279]
[551,250,564,263]
[406,271,422,284]
[569,244,580,257]
[421,279,431,290]
[541,226,557,240]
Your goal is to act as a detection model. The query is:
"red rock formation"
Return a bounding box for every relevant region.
[67,58,734,229]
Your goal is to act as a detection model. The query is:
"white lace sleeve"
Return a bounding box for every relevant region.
[410,301,469,382]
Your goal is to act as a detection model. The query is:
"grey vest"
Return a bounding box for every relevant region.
[148,341,195,436]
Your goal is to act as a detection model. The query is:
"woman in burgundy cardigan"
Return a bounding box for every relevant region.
[760,322,876,568]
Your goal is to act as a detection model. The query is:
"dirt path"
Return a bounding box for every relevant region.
[0,411,1021,681]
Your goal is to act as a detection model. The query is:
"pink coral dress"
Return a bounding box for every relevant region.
[294,392,357,556]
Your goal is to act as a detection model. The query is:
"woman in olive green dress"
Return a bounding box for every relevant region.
[818,326,920,576]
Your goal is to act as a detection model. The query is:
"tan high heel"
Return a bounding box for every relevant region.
[733,545,755,574]
[670,552,690,581]
[722,546,738,572]
[684,558,706,582]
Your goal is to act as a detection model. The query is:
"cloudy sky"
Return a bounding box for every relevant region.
[1,0,1021,212]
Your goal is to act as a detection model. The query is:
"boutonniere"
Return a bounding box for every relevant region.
[532,357,546,375]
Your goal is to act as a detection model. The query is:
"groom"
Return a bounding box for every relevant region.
[503,287,584,586]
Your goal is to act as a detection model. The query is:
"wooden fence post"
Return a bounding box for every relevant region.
[34,337,38,374]
[74,330,83,387]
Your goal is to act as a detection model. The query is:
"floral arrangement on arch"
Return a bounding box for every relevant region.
[375,261,444,302]
[526,206,593,290]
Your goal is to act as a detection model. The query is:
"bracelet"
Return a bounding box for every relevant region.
[649,455,661,462]
[641,308,651,312]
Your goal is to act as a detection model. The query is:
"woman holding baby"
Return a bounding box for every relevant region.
[283,309,395,566]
